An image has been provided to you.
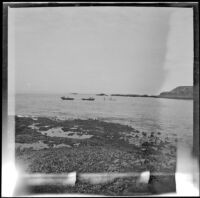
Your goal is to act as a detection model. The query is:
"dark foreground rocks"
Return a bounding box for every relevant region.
[15,116,177,196]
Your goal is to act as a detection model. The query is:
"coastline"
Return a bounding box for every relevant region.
[110,94,193,100]
[15,115,177,195]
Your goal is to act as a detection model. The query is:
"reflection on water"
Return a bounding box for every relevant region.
[28,122,94,139]
[16,140,72,150]
[16,141,49,150]
[40,127,93,139]
[53,144,71,148]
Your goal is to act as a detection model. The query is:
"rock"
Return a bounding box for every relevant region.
[142,132,147,136]
[113,159,119,163]
[159,86,193,99]
[121,161,128,167]
[142,142,150,147]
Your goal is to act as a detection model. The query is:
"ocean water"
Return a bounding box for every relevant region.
[15,93,193,145]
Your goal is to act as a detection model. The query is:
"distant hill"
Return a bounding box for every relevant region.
[159,86,193,99]
[110,86,193,100]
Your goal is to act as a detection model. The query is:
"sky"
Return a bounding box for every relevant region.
[9,6,193,95]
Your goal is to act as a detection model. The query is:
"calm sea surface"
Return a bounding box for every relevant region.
[15,93,193,145]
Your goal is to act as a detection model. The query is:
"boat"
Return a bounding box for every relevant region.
[96,93,108,96]
[61,96,74,100]
[81,97,95,101]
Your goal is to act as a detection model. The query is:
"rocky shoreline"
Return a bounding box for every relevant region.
[111,86,193,100]
[15,116,177,196]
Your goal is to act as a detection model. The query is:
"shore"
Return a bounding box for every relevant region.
[15,116,177,196]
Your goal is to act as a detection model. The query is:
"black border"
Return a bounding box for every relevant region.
[193,2,199,161]
[2,2,198,8]
[2,1,199,196]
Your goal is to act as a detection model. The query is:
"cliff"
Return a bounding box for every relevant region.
[159,86,193,99]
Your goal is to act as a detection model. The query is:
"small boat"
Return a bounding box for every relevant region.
[96,93,108,96]
[61,96,74,100]
[82,97,95,101]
